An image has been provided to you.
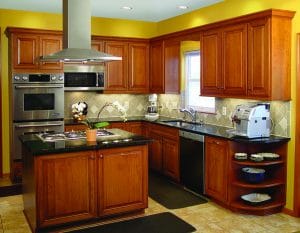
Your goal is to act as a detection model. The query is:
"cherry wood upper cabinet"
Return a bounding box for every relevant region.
[222,24,247,96]
[128,43,149,93]
[200,29,222,96]
[6,27,63,72]
[149,39,180,94]
[105,41,129,92]
[103,40,149,93]
[200,9,295,100]
[150,40,164,93]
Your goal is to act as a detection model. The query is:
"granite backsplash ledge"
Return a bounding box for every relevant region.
[64,93,290,137]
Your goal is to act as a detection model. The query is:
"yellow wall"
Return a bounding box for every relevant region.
[1,0,299,211]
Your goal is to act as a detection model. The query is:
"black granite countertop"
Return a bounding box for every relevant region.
[20,128,152,156]
[65,116,289,144]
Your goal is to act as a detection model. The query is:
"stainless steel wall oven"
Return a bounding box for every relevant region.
[11,73,65,182]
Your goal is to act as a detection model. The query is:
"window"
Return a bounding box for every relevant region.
[182,51,215,113]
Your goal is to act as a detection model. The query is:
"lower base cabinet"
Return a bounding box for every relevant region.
[147,124,179,181]
[23,145,148,231]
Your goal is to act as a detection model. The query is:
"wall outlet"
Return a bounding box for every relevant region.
[222,106,227,116]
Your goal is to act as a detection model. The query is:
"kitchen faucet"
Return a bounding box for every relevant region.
[97,102,127,122]
[180,108,197,123]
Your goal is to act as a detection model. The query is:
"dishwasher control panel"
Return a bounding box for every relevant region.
[179,130,204,142]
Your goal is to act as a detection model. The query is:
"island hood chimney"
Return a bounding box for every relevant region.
[39,0,121,63]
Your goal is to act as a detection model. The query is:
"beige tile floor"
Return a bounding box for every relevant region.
[1,195,300,233]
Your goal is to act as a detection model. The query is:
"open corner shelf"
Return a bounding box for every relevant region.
[232,159,284,166]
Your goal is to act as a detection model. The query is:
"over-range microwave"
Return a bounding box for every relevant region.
[64,65,105,91]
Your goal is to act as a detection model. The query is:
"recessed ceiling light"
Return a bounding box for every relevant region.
[121,6,133,10]
[177,5,189,10]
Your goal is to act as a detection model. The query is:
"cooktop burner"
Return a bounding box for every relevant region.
[38,129,115,142]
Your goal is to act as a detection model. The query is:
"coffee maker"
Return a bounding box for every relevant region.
[145,94,159,121]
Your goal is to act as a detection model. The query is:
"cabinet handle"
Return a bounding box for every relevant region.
[99,154,103,159]
[214,141,220,145]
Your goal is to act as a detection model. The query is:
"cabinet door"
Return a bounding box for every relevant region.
[162,137,179,181]
[200,29,223,96]
[39,35,63,70]
[247,18,270,98]
[98,146,148,216]
[150,40,164,93]
[128,43,149,93]
[126,122,143,135]
[222,24,247,96]
[91,40,104,51]
[105,41,128,92]
[164,40,180,93]
[205,136,229,203]
[148,130,163,172]
[12,33,39,70]
[36,151,97,228]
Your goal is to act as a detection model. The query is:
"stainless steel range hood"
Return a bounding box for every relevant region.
[40,0,121,63]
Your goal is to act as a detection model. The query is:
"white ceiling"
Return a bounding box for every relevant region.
[0,0,223,22]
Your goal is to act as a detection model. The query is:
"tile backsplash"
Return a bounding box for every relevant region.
[65,93,290,137]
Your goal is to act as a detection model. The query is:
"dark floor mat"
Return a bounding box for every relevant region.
[149,172,207,209]
[67,212,196,233]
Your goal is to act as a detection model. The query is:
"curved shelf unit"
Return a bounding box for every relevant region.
[232,180,285,188]
[232,160,284,166]
[230,199,285,215]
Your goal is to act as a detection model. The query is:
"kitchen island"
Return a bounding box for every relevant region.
[20,129,151,232]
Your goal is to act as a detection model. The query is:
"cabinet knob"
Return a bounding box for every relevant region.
[214,141,220,145]
[99,154,103,159]
[89,155,96,160]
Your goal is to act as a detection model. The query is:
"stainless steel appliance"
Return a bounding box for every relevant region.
[145,94,159,121]
[64,65,105,91]
[12,73,64,121]
[11,73,65,182]
[229,103,271,138]
[179,130,205,195]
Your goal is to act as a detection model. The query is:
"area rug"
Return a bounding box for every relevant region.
[149,172,207,209]
[67,212,196,233]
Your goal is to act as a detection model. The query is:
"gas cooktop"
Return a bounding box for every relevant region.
[38,129,115,142]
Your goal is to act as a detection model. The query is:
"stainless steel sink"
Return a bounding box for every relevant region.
[162,120,201,128]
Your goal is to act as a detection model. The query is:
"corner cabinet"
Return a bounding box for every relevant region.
[23,145,148,231]
[149,39,180,94]
[6,27,63,73]
[200,9,295,100]
[204,135,288,215]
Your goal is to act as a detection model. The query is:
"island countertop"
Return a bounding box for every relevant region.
[20,128,152,156]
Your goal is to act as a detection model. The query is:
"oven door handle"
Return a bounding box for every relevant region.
[15,123,64,128]
[15,85,63,89]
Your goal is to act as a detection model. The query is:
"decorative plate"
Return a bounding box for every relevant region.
[256,153,280,160]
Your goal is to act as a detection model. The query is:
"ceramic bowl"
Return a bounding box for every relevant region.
[242,167,265,183]
[234,153,247,160]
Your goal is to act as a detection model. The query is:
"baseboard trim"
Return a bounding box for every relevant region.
[283,207,298,217]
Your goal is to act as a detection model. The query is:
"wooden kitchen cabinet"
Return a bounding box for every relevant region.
[6,27,63,72]
[35,151,97,228]
[23,145,148,230]
[148,124,179,181]
[200,9,295,100]
[64,124,87,132]
[104,40,149,93]
[205,136,229,204]
[98,146,148,216]
[149,39,180,94]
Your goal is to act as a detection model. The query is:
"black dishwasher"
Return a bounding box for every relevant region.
[180,130,205,195]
